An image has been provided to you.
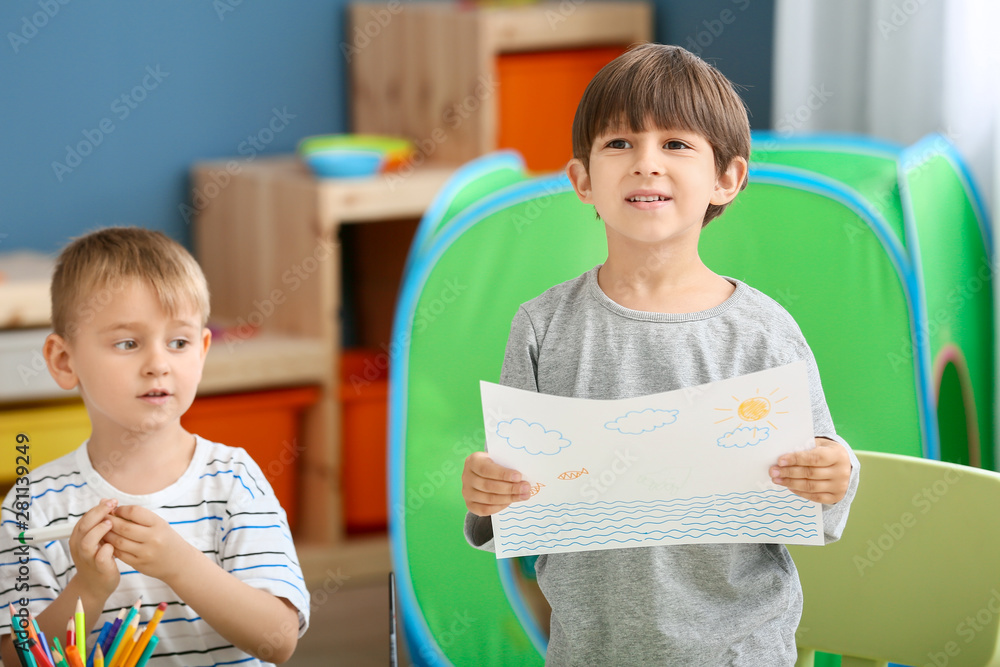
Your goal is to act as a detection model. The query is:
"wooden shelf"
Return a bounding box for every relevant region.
[0,252,55,329]
[192,158,454,550]
[200,333,330,396]
[350,1,652,166]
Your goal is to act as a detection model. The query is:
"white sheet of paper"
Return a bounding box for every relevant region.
[481,361,823,558]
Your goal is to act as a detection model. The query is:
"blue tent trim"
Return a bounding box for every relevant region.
[390,158,574,666]
[751,132,904,159]
[747,163,937,460]
[406,150,527,269]
[497,558,548,656]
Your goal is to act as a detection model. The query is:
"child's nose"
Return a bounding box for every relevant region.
[142,347,170,375]
[631,144,664,176]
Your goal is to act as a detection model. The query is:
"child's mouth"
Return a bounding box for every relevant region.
[628,195,671,202]
[140,390,171,404]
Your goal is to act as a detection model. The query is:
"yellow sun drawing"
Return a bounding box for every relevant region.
[714,386,790,434]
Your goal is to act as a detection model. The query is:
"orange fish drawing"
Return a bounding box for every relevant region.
[529,483,546,497]
[557,468,589,481]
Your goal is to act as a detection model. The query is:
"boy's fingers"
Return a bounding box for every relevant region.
[770,464,829,481]
[112,505,154,525]
[467,452,523,484]
[74,498,118,535]
[464,486,524,508]
[107,515,145,541]
[469,475,530,498]
[78,519,113,554]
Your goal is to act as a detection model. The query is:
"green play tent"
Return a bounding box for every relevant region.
[388,134,993,665]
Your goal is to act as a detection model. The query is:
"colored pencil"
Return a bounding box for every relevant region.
[102,610,126,656]
[8,604,30,667]
[37,630,54,667]
[93,646,104,667]
[65,619,73,650]
[103,606,134,667]
[120,600,141,634]
[107,618,138,667]
[28,638,53,667]
[24,616,39,645]
[52,636,65,665]
[122,602,166,667]
[52,649,66,667]
[132,637,157,667]
[88,622,112,667]
[74,598,85,665]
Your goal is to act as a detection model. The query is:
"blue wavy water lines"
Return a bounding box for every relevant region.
[497,490,820,551]
[499,508,813,528]
[500,517,816,539]
[500,491,812,518]
[501,497,809,518]
[502,526,818,549]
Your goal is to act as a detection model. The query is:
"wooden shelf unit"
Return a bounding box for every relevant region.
[350,1,653,167]
[192,157,454,553]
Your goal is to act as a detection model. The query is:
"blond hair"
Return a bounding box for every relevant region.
[51,226,210,338]
[571,43,751,225]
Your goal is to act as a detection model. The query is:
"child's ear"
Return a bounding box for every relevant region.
[711,156,749,206]
[199,327,212,358]
[566,158,594,204]
[43,333,79,391]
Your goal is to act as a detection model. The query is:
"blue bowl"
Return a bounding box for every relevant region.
[303,148,385,178]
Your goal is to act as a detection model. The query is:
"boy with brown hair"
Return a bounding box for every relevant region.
[1,227,308,666]
[462,44,859,664]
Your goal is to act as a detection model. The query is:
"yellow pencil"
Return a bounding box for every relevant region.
[122,602,166,667]
[74,598,85,666]
[94,644,104,667]
[107,618,138,667]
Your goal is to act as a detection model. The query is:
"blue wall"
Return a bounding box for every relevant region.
[1,0,772,254]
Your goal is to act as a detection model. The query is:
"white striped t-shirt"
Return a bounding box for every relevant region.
[0,435,309,666]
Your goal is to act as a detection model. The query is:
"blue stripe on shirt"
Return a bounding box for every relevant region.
[198,471,254,498]
[31,482,88,500]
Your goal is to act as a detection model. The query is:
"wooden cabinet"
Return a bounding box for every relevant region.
[192,157,454,573]
[350,1,653,169]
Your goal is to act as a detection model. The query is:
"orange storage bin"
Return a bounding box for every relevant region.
[497,46,630,172]
[340,349,389,532]
[181,386,319,531]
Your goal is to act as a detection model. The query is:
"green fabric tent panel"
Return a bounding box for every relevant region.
[408,151,532,262]
[750,139,906,252]
[395,173,606,666]
[900,138,994,469]
[702,179,923,457]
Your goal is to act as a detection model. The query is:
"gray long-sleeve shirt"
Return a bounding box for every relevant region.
[465,266,860,666]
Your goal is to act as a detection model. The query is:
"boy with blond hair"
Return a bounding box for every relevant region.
[462,44,860,665]
[1,227,308,666]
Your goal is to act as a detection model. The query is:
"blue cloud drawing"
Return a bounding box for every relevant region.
[605,408,679,435]
[717,426,770,449]
[496,418,572,456]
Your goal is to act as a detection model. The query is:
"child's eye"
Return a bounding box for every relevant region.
[169,339,190,350]
[113,340,137,350]
[606,139,631,149]
[664,140,690,150]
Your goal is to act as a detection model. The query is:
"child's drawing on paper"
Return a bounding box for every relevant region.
[714,387,791,448]
[480,361,823,558]
[605,408,679,435]
[636,467,691,495]
[496,418,572,455]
